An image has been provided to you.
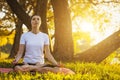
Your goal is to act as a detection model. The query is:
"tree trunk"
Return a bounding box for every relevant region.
[6,0,31,30]
[75,30,120,63]
[6,0,28,58]
[51,0,74,61]
[35,0,48,34]
[9,20,22,58]
[9,20,23,58]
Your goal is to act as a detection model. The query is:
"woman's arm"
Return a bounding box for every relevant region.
[12,44,25,64]
[44,45,58,65]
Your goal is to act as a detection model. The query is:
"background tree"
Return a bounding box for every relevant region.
[51,0,74,61]
[72,0,120,63]
[6,0,31,30]
[35,0,48,34]
[7,0,28,58]
[0,0,16,57]
[8,20,23,58]
[75,30,120,63]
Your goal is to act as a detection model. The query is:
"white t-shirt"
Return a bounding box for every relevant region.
[20,31,49,64]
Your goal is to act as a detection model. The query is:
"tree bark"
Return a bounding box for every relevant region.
[9,20,23,58]
[51,0,74,61]
[6,0,27,58]
[6,0,31,30]
[75,30,120,63]
[35,0,48,34]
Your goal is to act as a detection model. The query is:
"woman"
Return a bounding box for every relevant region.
[12,15,58,72]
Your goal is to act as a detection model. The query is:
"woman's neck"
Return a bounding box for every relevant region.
[31,29,40,34]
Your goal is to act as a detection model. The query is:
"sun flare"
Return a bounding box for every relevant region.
[72,18,115,45]
[0,12,5,19]
[72,18,94,33]
[80,21,94,32]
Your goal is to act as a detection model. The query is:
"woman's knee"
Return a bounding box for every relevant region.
[14,66,23,71]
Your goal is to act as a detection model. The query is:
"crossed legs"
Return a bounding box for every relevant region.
[14,64,75,74]
[14,65,59,73]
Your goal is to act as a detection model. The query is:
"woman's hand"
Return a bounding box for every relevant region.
[12,59,18,64]
[56,62,64,67]
[12,44,25,65]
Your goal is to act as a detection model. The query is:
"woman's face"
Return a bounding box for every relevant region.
[31,15,41,28]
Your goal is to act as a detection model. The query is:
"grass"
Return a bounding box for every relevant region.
[0,52,120,80]
[0,52,9,59]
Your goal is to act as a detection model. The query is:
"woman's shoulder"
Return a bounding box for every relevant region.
[21,32,31,36]
[40,32,48,36]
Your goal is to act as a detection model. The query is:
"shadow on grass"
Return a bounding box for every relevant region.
[0,61,13,68]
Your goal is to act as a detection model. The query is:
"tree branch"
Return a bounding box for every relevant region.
[6,0,31,30]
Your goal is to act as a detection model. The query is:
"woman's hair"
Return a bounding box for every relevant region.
[30,14,41,20]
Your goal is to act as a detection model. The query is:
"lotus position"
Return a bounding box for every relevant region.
[12,15,58,72]
[14,64,75,75]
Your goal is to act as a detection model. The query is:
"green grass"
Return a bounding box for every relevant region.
[0,53,120,80]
